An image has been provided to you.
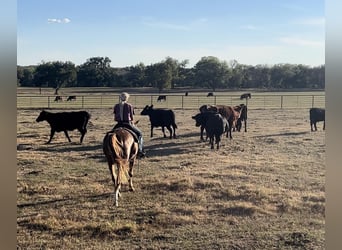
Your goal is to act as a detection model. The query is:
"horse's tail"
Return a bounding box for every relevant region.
[112,133,129,184]
[116,160,128,184]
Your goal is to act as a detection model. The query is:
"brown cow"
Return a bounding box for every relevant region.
[199,104,239,139]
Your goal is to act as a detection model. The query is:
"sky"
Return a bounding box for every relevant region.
[17,0,325,68]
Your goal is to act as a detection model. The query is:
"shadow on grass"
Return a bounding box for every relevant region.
[253,131,309,138]
[17,192,112,209]
[210,205,256,217]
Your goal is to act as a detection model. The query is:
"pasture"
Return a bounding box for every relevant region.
[17,92,325,249]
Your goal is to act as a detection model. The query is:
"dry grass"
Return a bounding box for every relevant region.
[17,106,325,249]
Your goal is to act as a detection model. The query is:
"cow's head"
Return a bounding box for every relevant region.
[36,110,48,122]
[140,105,153,115]
[192,113,205,127]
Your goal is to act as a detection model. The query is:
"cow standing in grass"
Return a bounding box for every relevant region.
[157,95,166,102]
[140,105,177,139]
[67,95,76,101]
[54,96,63,102]
[192,112,228,149]
[36,110,91,143]
[310,108,325,131]
[233,104,248,132]
[199,104,239,139]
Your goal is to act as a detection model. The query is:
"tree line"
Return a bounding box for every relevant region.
[17,56,325,94]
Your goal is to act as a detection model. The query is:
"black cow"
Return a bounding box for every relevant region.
[192,112,228,149]
[234,104,248,132]
[67,95,76,101]
[140,105,177,139]
[240,93,251,100]
[157,95,166,102]
[207,92,214,97]
[36,110,91,144]
[54,96,63,102]
[310,108,325,131]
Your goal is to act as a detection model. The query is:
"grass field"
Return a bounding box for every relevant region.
[17,96,325,249]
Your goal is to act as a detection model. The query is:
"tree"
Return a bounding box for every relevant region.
[77,57,112,87]
[193,56,230,90]
[33,61,76,94]
[145,62,173,92]
[124,63,146,87]
[17,66,35,87]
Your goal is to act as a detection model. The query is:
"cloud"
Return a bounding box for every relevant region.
[48,18,71,24]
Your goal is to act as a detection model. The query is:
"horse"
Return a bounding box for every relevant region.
[102,127,139,207]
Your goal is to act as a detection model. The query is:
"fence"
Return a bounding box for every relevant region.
[17,94,325,110]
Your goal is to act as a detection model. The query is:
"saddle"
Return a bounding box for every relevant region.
[109,125,139,143]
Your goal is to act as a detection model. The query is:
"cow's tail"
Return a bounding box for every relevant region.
[86,112,91,121]
[172,111,178,129]
[173,122,178,129]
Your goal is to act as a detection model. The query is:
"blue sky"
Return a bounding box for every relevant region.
[17,0,325,67]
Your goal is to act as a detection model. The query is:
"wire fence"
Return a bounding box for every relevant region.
[17,94,325,110]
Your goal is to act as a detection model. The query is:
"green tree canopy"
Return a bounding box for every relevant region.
[33,61,76,94]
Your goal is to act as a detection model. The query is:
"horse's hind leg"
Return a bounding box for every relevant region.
[128,160,135,192]
[114,183,121,207]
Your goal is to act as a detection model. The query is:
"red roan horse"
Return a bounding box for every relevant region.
[103,127,138,207]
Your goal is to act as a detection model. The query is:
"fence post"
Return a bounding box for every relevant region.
[312,95,314,108]
[281,95,283,109]
[82,96,84,108]
[48,96,50,108]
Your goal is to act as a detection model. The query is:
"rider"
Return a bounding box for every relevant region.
[113,92,146,158]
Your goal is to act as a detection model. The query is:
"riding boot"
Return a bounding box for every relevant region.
[137,136,146,158]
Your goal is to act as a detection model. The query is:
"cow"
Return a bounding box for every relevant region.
[310,108,325,131]
[233,104,248,132]
[207,92,214,97]
[67,95,76,101]
[36,110,91,144]
[199,104,239,139]
[157,95,166,102]
[54,96,63,102]
[192,112,228,149]
[140,105,177,139]
[240,93,251,100]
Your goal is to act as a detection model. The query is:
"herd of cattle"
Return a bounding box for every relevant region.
[34,99,325,207]
[35,96,325,150]
[54,95,77,102]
